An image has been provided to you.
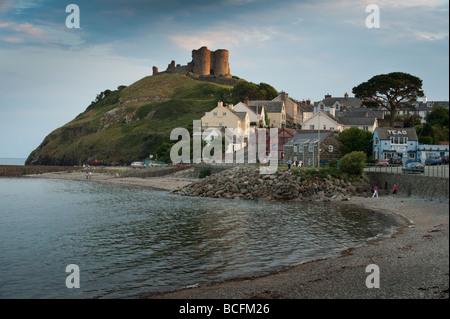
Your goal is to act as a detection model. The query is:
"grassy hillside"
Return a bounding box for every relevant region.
[26,74,234,166]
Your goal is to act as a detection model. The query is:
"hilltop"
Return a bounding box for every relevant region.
[26,73,236,166]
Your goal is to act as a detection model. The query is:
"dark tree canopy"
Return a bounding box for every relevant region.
[426,106,449,128]
[352,72,424,127]
[231,81,278,103]
[338,127,373,158]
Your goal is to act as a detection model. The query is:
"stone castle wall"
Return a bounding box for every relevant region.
[153,46,230,77]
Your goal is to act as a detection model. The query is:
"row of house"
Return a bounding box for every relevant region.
[198,92,448,167]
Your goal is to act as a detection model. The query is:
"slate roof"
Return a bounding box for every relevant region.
[231,111,248,121]
[375,127,418,141]
[249,100,284,113]
[338,107,384,119]
[284,130,333,146]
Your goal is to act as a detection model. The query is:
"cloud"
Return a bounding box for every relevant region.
[0,21,85,46]
[170,25,278,51]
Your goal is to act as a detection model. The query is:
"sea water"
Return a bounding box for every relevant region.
[0,177,404,298]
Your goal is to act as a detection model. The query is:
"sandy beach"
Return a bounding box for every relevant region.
[26,168,449,299]
[25,167,196,191]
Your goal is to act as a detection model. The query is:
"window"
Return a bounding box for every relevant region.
[294,145,298,152]
[390,136,408,145]
[330,127,335,131]
[363,126,369,131]
[223,112,227,116]
[323,125,327,130]
[299,143,304,152]
[309,142,314,152]
[375,138,379,145]
[205,123,208,128]
[310,125,315,130]
[213,112,217,116]
[328,145,333,152]
[219,123,223,127]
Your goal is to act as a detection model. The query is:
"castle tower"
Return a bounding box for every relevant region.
[192,46,211,75]
[213,49,230,76]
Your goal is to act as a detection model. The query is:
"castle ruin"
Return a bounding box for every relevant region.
[153,46,230,77]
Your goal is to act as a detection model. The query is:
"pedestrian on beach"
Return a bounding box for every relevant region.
[372,185,378,198]
[287,159,292,171]
[393,184,398,195]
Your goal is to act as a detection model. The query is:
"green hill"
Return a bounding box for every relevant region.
[26,74,235,166]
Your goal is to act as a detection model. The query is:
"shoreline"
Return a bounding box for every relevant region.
[146,195,449,299]
[23,169,449,299]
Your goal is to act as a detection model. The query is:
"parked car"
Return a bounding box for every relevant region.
[131,161,146,168]
[404,158,422,165]
[389,156,403,166]
[441,156,449,165]
[375,159,389,167]
[425,157,442,165]
[402,162,425,174]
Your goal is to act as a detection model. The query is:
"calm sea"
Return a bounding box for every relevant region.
[0,177,404,299]
[0,158,26,165]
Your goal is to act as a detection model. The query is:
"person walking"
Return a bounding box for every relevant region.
[287,159,292,171]
[393,184,398,196]
[372,185,379,198]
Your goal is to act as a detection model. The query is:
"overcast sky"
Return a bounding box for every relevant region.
[0,0,448,158]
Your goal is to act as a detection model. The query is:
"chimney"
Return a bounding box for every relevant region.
[244,96,249,105]
[344,92,349,99]
[228,103,234,110]
[325,93,331,99]
[329,106,336,117]
[218,101,223,108]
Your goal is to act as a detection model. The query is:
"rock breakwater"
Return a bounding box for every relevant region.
[171,167,366,201]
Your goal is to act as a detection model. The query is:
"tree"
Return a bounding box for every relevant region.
[338,128,373,158]
[352,72,424,128]
[426,106,449,128]
[230,81,278,103]
[339,151,367,177]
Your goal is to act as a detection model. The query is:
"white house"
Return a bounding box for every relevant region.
[233,101,265,127]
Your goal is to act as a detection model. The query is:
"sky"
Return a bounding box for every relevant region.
[0,0,448,158]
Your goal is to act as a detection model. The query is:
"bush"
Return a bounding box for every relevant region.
[292,167,342,180]
[338,151,367,176]
[199,168,211,179]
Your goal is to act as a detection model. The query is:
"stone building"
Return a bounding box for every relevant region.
[283,131,342,167]
[152,46,230,76]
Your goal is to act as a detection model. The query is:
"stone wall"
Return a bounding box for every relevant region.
[366,172,449,198]
[0,165,81,177]
[153,46,230,77]
[283,133,341,167]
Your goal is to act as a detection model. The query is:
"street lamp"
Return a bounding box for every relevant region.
[318,112,320,167]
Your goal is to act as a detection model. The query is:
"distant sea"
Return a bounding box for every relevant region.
[0,158,26,165]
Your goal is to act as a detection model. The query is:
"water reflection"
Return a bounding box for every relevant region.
[0,178,404,298]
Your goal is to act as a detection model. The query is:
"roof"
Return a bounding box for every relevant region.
[317,97,362,108]
[338,107,384,119]
[231,111,248,121]
[338,117,377,126]
[375,127,418,141]
[249,100,284,113]
[247,104,265,115]
[284,130,333,146]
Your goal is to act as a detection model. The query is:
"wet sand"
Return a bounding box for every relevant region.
[25,169,449,299]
